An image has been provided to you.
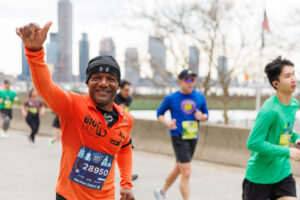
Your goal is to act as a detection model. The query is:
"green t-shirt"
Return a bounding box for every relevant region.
[245,95,299,184]
[0,89,17,109]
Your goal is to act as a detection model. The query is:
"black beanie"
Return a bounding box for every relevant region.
[86,55,121,85]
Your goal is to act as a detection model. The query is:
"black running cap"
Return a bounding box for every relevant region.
[178,69,197,79]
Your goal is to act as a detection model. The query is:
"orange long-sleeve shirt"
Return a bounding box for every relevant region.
[25,48,133,200]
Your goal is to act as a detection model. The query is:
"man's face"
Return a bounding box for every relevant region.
[4,83,10,90]
[31,89,37,98]
[120,84,131,99]
[178,75,196,94]
[276,65,296,95]
[87,73,119,108]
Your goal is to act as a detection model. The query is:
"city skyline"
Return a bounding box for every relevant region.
[1,0,298,81]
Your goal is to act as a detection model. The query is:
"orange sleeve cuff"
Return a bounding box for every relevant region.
[25,46,44,55]
[117,145,133,189]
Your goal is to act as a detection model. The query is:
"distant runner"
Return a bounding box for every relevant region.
[155,69,208,200]
[22,88,45,143]
[0,80,18,138]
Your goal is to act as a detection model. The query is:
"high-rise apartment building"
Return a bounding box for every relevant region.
[125,48,140,85]
[148,37,167,85]
[79,33,89,82]
[188,46,199,76]
[20,43,31,80]
[99,38,115,58]
[57,0,73,82]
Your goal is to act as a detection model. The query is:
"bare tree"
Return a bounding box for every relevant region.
[129,0,259,124]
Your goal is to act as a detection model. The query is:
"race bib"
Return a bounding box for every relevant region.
[279,134,292,146]
[4,100,12,109]
[182,121,198,140]
[69,146,114,190]
[28,107,38,114]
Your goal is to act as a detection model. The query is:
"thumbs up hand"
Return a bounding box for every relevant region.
[16,21,53,52]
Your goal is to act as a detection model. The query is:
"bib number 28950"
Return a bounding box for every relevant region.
[69,146,114,190]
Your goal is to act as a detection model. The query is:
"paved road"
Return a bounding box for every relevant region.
[0,130,300,200]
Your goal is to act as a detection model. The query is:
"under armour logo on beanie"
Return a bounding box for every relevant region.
[86,55,121,85]
[98,66,110,72]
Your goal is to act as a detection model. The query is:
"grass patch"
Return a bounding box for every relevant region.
[130,98,256,110]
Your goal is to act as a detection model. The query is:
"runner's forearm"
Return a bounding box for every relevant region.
[247,139,290,157]
[248,122,290,157]
[117,145,133,188]
[247,109,290,156]
[158,115,169,127]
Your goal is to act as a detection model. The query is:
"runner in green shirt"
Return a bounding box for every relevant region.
[0,80,18,138]
[243,56,300,200]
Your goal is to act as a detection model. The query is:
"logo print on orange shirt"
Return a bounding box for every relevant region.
[110,131,125,146]
[82,116,107,137]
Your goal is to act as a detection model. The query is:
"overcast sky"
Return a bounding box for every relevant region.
[0,0,150,76]
[0,0,299,79]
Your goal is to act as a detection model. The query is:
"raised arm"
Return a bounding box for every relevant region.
[16,22,73,117]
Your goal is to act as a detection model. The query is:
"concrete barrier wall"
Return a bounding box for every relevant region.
[8,107,56,136]
[131,119,300,176]
[131,119,251,167]
[4,108,300,175]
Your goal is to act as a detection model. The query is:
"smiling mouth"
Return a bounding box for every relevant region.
[96,90,111,96]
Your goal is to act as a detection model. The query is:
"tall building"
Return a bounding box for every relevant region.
[20,43,31,80]
[47,33,59,63]
[79,33,89,82]
[217,56,228,80]
[46,33,59,75]
[99,38,115,58]
[57,0,73,82]
[125,48,140,86]
[188,46,199,76]
[148,37,167,85]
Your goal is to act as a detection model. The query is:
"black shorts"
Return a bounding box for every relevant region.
[1,109,12,119]
[171,135,197,163]
[242,174,296,200]
[56,193,66,200]
[52,115,60,128]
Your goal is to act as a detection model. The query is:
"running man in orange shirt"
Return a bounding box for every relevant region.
[16,22,135,200]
